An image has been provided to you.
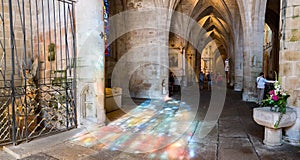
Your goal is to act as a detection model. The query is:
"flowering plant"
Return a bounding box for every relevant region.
[262,77,290,128]
[262,81,290,112]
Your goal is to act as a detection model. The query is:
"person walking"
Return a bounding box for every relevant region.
[207,72,212,91]
[199,71,204,90]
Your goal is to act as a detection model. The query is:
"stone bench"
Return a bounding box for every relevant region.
[105,87,122,113]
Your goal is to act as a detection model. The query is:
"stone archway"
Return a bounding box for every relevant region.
[264,0,280,80]
[173,0,239,90]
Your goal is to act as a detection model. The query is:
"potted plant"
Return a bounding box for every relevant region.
[253,74,297,146]
[261,79,290,128]
[48,43,56,61]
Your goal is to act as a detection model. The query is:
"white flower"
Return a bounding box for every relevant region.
[275,89,280,95]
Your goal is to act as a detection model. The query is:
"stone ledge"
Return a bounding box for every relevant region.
[2,128,83,159]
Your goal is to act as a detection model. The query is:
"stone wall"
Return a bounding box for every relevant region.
[280,0,300,107]
[32,1,74,84]
[108,0,179,99]
[112,25,170,99]
[0,1,33,86]
[280,0,300,143]
[231,2,244,91]
[0,1,74,84]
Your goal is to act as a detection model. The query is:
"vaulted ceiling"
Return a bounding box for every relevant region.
[174,0,240,60]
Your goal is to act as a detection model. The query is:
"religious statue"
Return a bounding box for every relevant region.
[22,57,39,113]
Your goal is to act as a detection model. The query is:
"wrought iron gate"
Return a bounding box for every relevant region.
[0,0,77,145]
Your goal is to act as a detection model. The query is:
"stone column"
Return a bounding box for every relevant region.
[280,0,300,145]
[186,44,196,85]
[234,25,244,91]
[239,0,267,102]
[75,0,106,126]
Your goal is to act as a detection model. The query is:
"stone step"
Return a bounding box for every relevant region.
[2,128,84,159]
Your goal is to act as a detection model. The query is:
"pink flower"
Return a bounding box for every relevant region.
[272,95,279,101]
[269,90,275,95]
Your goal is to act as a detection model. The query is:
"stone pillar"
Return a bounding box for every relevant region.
[242,29,264,102]
[280,0,300,143]
[75,0,106,126]
[111,0,179,99]
[240,0,267,102]
[186,44,196,85]
[234,26,244,91]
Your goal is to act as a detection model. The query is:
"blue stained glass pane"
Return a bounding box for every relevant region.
[103,0,110,56]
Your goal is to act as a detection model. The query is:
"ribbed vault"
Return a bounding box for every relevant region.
[169,0,242,85]
[190,1,237,61]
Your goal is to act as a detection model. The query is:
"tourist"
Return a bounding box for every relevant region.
[169,72,175,95]
[256,72,275,106]
[199,71,204,90]
[207,72,212,91]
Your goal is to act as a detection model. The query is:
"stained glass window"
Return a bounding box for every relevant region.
[103,0,110,56]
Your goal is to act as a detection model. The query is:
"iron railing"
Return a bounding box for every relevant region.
[0,0,77,145]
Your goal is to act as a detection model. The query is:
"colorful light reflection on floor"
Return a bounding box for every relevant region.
[69,99,200,159]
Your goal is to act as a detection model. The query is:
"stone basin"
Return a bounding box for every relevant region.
[253,107,297,146]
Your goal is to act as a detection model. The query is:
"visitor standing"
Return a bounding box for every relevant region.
[256,72,275,106]
[169,72,175,95]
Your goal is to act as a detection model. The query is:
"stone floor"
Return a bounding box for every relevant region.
[1,88,300,160]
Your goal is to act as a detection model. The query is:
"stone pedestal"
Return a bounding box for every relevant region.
[253,107,297,146]
[264,127,282,146]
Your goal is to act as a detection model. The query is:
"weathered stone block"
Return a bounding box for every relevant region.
[296,62,300,76]
[281,62,293,76]
[285,29,294,40]
[285,41,300,50]
[294,6,300,17]
[292,0,300,6]
[289,94,298,106]
[286,18,300,30]
[283,51,300,61]
[286,77,300,89]
[296,99,300,107]
[289,29,300,42]
[286,7,294,17]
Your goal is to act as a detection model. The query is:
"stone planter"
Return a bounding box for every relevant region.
[253,107,297,146]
